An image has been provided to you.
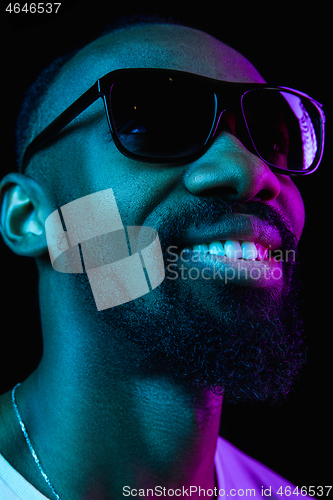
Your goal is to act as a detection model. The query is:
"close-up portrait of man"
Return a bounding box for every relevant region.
[0,3,330,500]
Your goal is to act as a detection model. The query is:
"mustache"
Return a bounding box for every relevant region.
[154,199,298,253]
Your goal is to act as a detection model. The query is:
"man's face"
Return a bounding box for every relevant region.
[37,24,306,402]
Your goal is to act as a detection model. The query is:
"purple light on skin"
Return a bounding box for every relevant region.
[280,91,317,169]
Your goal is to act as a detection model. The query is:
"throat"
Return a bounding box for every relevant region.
[14,372,222,500]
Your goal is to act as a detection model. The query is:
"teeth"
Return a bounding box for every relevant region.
[190,240,270,261]
[256,244,268,260]
[209,241,225,256]
[256,243,263,261]
[193,244,209,254]
[224,240,242,259]
[241,241,258,260]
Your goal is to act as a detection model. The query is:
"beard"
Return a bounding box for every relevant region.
[74,199,306,404]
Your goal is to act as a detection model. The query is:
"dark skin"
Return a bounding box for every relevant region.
[0,24,305,499]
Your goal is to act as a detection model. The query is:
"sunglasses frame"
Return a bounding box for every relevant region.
[20,68,326,175]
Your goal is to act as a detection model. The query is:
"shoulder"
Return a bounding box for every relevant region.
[0,390,53,499]
[0,454,24,500]
[0,389,30,477]
[0,390,19,458]
[0,453,50,500]
[215,436,313,499]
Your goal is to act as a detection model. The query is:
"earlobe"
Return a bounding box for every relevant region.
[0,173,51,257]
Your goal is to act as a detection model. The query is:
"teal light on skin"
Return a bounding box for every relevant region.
[0,24,305,500]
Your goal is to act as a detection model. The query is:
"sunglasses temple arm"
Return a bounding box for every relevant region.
[20,82,101,173]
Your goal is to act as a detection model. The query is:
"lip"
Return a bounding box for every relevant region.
[165,213,284,287]
[178,214,282,251]
[171,249,283,287]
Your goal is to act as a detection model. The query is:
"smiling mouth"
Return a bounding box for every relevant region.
[184,240,271,261]
[166,238,285,288]
[164,213,292,286]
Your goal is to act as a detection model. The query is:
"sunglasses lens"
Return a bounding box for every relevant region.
[109,74,216,160]
[242,89,323,172]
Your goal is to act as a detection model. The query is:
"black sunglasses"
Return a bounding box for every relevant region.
[20,68,326,175]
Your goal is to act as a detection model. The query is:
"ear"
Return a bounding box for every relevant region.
[0,172,53,257]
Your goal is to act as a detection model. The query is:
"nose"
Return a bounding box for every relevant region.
[184,133,280,202]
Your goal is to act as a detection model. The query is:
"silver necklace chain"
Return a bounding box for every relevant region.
[11,383,62,500]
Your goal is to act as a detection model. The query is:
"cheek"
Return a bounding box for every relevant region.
[277,176,305,241]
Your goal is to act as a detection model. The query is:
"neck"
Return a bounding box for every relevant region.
[17,272,223,500]
[21,364,222,499]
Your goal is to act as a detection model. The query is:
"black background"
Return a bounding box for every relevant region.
[0,0,331,492]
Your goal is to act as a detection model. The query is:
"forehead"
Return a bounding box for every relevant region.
[79,24,264,80]
[47,24,265,115]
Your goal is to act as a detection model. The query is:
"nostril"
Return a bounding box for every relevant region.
[253,188,277,202]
